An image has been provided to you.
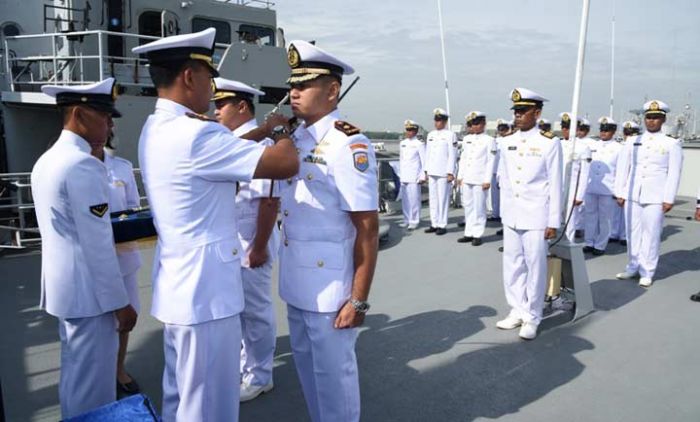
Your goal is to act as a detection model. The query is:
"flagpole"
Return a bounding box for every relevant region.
[437,0,451,126]
[609,0,616,119]
[569,0,591,151]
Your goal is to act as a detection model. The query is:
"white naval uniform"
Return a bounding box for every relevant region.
[104,152,142,313]
[584,140,623,251]
[399,136,426,226]
[424,128,457,228]
[457,133,496,238]
[490,137,501,219]
[139,99,265,422]
[615,131,683,279]
[232,119,279,388]
[31,130,129,418]
[278,110,377,422]
[561,138,591,241]
[499,128,562,325]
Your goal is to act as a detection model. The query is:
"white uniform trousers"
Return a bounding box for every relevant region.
[162,315,241,422]
[287,305,360,422]
[58,313,118,419]
[461,183,487,238]
[583,194,615,250]
[401,182,422,226]
[624,201,664,279]
[490,173,500,218]
[502,226,548,325]
[611,204,626,240]
[240,262,276,387]
[428,176,450,228]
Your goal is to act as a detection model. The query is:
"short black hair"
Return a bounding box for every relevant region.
[471,116,486,125]
[148,59,200,89]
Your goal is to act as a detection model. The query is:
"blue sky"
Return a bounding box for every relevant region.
[276,0,699,131]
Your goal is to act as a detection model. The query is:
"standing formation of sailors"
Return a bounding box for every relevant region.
[396,92,687,339]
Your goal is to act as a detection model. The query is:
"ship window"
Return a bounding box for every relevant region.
[259,86,289,105]
[2,23,21,37]
[237,24,274,46]
[192,18,230,44]
[138,11,161,38]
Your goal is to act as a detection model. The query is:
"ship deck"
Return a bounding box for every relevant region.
[1,198,699,421]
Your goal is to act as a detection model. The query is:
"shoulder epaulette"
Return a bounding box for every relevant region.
[186,112,217,122]
[540,130,555,139]
[335,120,361,136]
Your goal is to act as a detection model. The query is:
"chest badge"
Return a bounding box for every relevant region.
[353,151,369,172]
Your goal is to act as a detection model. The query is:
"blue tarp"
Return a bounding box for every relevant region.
[63,394,160,422]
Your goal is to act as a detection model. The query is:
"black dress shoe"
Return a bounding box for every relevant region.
[582,246,594,253]
[592,248,605,256]
[435,228,447,235]
[424,226,437,233]
[690,291,700,302]
[457,236,473,243]
[619,239,627,246]
[471,238,483,246]
[457,222,466,227]
[609,237,619,244]
[496,229,504,236]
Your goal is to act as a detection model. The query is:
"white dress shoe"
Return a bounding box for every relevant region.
[639,277,653,288]
[407,224,418,230]
[518,322,538,340]
[496,315,522,330]
[616,271,639,280]
[240,382,274,402]
[398,222,409,228]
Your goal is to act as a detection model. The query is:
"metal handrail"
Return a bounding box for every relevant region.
[4,30,235,91]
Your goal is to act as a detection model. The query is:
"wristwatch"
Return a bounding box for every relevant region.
[350,298,370,314]
[271,124,290,140]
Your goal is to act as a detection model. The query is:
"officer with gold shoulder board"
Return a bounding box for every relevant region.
[212,77,280,402]
[614,100,683,288]
[280,40,378,422]
[31,78,137,418]
[496,88,562,340]
[424,108,457,235]
[133,28,298,421]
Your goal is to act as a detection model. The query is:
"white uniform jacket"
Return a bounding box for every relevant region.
[614,132,683,204]
[31,130,128,318]
[278,110,378,313]
[586,140,623,196]
[562,138,592,201]
[399,137,426,183]
[424,129,457,177]
[104,153,143,275]
[232,119,280,265]
[138,99,265,325]
[498,128,563,230]
[457,133,496,185]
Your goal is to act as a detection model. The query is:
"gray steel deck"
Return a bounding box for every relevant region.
[1,198,699,421]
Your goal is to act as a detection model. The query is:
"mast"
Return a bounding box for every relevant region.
[437,0,451,126]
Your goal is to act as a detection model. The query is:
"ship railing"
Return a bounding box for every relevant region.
[0,170,147,250]
[3,30,233,92]
[217,0,275,9]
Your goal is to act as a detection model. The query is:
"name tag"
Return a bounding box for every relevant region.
[508,146,517,151]
[633,142,642,146]
[466,141,472,144]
